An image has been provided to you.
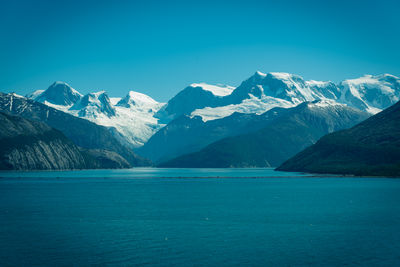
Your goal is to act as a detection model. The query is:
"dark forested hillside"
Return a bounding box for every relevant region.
[277,101,400,176]
[159,101,369,168]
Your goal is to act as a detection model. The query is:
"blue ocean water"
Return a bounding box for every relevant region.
[0,168,399,266]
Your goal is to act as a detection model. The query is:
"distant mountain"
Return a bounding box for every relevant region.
[142,72,349,163]
[338,74,400,113]
[158,101,369,168]
[226,72,317,104]
[24,72,400,150]
[191,72,400,121]
[35,81,82,106]
[71,91,116,118]
[116,91,159,108]
[137,112,272,163]
[155,83,234,122]
[29,85,165,147]
[107,91,165,147]
[277,101,400,176]
[155,72,321,123]
[0,93,150,167]
[0,112,92,170]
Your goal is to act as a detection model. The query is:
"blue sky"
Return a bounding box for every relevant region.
[1,0,399,101]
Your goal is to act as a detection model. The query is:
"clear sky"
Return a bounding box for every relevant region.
[1,0,399,101]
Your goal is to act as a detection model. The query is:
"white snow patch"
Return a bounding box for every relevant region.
[365,106,382,114]
[190,83,234,96]
[343,75,378,86]
[191,94,294,121]
[127,91,159,105]
[269,72,316,102]
[255,71,267,77]
[269,72,294,80]
[43,101,72,113]
[26,90,45,99]
[110,97,122,105]
[309,99,343,108]
[306,80,330,87]
[10,93,24,98]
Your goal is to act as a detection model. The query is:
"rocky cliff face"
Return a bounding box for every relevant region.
[0,112,90,170]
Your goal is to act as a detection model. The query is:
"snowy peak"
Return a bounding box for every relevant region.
[35,81,82,106]
[228,73,266,101]
[27,82,166,148]
[255,70,267,77]
[230,72,316,104]
[264,72,316,103]
[26,89,44,99]
[155,83,235,121]
[306,80,341,100]
[339,74,400,113]
[116,90,159,108]
[250,71,267,83]
[342,74,399,85]
[71,91,116,118]
[189,83,234,97]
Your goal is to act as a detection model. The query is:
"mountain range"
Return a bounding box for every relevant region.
[0,92,149,168]
[1,71,399,171]
[27,72,400,151]
[29,81,164,148]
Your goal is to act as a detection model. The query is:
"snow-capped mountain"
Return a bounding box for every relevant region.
[187,71,319,121]
[70,91,116,118]
[116,91,161,109]
[25,72,400,151]
[35,81,82,106]
[156,72,319,122]
[227,72,317,104]
[101,91,164,147]
[155,83,235,121]
[306,80,341,100]
[187,72,400,121]
[338,74,400,113]
[28,83,165,148]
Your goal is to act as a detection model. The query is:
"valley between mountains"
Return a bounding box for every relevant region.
[1,71,400,175]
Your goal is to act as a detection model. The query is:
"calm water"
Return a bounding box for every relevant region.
[1,168,400,266]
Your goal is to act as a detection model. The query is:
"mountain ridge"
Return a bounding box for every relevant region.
[158,100,369,168]
[277,100,400,176]
[0,111,93,170]
[0,92,150,167]
[24,72,400,152]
